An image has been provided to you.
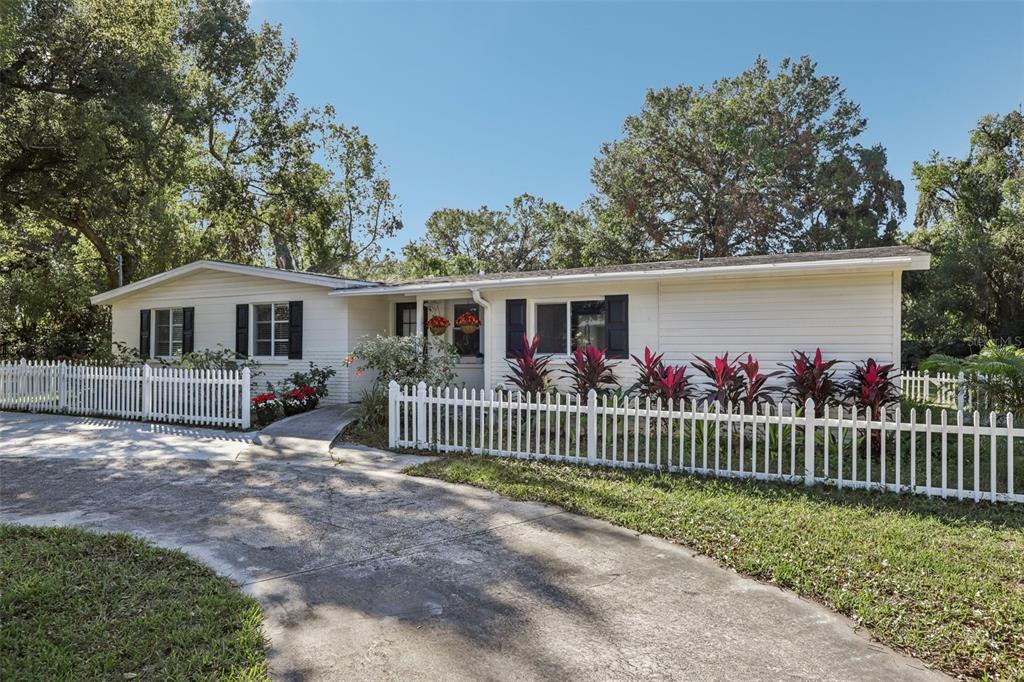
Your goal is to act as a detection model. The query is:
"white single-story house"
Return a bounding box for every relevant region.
[89,246,931,404]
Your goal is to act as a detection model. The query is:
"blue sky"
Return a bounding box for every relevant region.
[249,1,1024,254]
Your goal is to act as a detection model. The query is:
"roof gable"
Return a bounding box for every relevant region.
[90,260,374,305]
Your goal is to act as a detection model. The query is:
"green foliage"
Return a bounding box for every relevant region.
[1,0,400,358]
[161,344,261,373]
[284,362,337,398]
[349,334,460,390]
[904,111,1024,353]
[400,193,589,278]
[590,56,904,259]
[921,342,1024,414]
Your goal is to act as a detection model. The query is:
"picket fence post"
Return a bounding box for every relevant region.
[58,361,68,413]
[241,367,251,429]
[956,370,966,412]
[415,381,428,448]
[586,389,598,463]
[141,363,152,420]
[387,380,399,448]
[804,398,816,486]
[18,358,27,399]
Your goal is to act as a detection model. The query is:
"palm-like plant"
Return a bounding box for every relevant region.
[505,335,552,394]
[921,341,1024,413]
[629,347,694,402]
[781,348,841,415]
[692,353,745,407]
[737,354,779,407]
[563,346,618,396]
[844,358,899,419]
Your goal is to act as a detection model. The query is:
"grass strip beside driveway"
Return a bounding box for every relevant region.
[407,455,1024,680]
[0,524,268,681]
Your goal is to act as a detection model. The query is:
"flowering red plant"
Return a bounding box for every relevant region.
[630,347,694,402]
[505,335,552,393]
[781,348,840,415]
[454,311,481,327]
[287,386,318,401]
[252,392,278,406]
[692,353,745,407]
[426,315,450,330]
[563,345,618,396]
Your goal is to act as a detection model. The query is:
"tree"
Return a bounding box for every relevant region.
[400,194,588,277]
[904,111,1024,355]
[1,0,400,357]
[590,56,905,259]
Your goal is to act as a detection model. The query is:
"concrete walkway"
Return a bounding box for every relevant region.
[0,413,945,681]
[244,404,357,459]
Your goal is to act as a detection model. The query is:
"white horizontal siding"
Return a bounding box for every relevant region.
[656,271,899,372]
[109,270,352,403]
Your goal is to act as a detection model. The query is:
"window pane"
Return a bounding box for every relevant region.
[274,304,289,322]
[274,339,290,357]
[170,308,183,355]
[255,339,272,356]
[571,301,606,352]
[396,303,417,337]
[536,303,567,354]
[254,304,272,323]
[453,303,480,356]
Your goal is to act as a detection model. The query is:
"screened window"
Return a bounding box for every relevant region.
[570,301,606,351]
[453,303,481,357]
[535,303,568,354]
[154,308,184,357]
[534,300,606,354]
[253,303,290,357]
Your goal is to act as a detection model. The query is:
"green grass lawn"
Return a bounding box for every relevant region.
[407,455,1024,680]
[0,524,268,681]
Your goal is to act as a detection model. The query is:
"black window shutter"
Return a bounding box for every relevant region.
[605,295,629,359]
[505,298,526,358]
[235,304,249,357]
[182,307,195,354]
[288,300,303,360]
[139,309,151,360]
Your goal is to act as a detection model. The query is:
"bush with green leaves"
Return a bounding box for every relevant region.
[921,341,1024,414]
[164,345,262,376]
[284,362,337,398]
[348,334,460,390]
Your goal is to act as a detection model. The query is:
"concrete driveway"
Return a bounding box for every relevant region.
[0,412,944,681]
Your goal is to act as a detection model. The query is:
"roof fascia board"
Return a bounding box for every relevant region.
[330,254,929,298]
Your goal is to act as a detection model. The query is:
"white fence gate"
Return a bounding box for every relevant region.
[901,370,969,409]
[0,360,251,428]
[388,381,1022,505]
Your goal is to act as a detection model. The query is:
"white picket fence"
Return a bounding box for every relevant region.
[0,360,251,428]
[901,370,968,409]
[388,382,1023,504]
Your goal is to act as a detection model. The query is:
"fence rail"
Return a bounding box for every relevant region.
[388,381,1022,505]
[0,360,251,428]
[901,370,968,409]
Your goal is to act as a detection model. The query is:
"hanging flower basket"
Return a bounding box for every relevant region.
[455,311,481,335]
[427,315,450,335]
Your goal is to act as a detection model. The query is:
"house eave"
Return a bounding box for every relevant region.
[90,261,375,305]
[329,253,930,298]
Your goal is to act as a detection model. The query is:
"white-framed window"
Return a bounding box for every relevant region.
[252,303,290,358]
[154,308,184,357]
[534,300,606,355]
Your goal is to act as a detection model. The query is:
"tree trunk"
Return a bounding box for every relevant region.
[39,207,120,289]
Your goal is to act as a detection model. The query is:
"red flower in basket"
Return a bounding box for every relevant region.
[427,315,450,335]
[454,311,481,334]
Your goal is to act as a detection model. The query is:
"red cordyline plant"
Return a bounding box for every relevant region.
[504,335,552,394]
[781,348,841,415]
[692,353,745,407]
[563,345,618,395]
[630,347,695,402]
[844,358,899,420]
[737,354,779,408]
